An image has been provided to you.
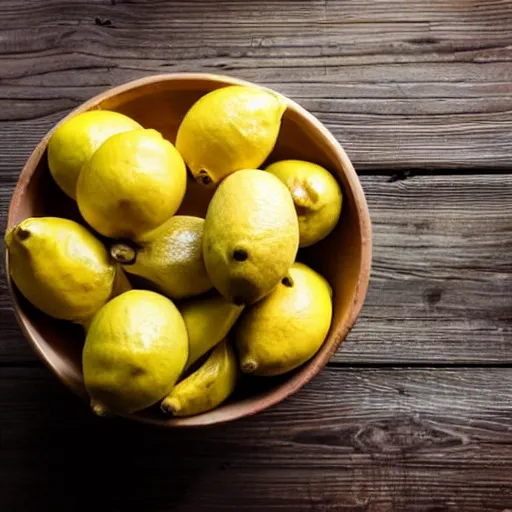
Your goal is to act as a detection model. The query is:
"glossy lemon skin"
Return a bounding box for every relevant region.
[5,217,116,323]
[176,85,286,187]
[113,216,212,300]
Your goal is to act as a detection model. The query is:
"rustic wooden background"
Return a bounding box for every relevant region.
[1,1,512,510]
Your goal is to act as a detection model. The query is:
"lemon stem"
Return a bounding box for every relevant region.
[15,226,31,242]
[196,169,213,187]
[161,398,181,416]
[281,276,294,287]
[110,243,137,265]
[241,358,258,373]
[91,400,111,417]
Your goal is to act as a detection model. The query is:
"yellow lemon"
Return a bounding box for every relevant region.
[235,262,332,376]
[77,129,187,239]
[161,339,237,417]
[5,217,115,323]
[48,110,142,199]
[83,289,188,415]
[176,85,286,187]
[110,216,212,299]
[203,169,299,305]
[179,295,244,370]
[266,160,342,247]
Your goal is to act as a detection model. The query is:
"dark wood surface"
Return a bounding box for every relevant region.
[2,366,512,512]
[1,1,512,510]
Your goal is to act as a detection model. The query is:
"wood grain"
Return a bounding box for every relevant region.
[0,0,512,168]
[1,365,511,511]
[338,173,512,363]
[1,1,512,508]
[2,174,512,364]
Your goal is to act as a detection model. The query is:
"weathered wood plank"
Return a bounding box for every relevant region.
[337,173,512,363]
[2,2,512,510]
[2,174,512,364]
[1,365,511,511]
[0,0,512,168]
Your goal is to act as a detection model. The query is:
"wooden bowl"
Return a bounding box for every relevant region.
[5,73,372,427]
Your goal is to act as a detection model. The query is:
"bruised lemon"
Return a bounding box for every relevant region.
[266,160,342,247]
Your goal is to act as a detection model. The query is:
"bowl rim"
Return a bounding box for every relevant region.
[5,72,372,427]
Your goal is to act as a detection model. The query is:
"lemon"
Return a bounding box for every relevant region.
[5,217,115,323]
[110,216,212,299]
[179,295,244,369]
[83,289,188,415]
[266,160,343,247]
[235,262,332,376]
[77,128,187,239]
[161,339,237,417]
[203,169,299,305]
[47,110,142,199]
[176,85,286,187]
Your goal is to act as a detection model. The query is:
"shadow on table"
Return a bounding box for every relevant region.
[1,367,277,511]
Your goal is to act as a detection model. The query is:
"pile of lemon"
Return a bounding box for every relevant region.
[5,85,342,418]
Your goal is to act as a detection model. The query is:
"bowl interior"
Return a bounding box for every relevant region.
[6,74,371,427]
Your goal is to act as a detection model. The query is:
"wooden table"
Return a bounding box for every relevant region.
[1,1,512,510]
